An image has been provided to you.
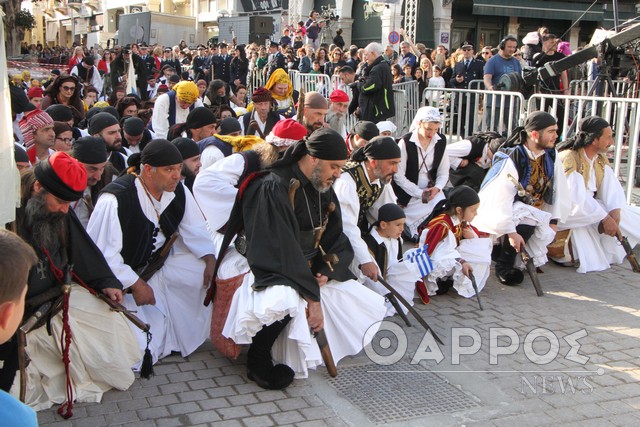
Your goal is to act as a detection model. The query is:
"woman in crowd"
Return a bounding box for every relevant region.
[52,121,74,153]
[116,96,142,118]
[40,74,85,122]
[230,44,249,93]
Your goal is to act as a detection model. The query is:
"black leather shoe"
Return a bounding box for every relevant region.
[247,364,295,390]
[496,269,524,286]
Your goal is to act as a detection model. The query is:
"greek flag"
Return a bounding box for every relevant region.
[405,245,433,278]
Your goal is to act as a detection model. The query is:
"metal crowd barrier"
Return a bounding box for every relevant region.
[569,79,638,98]
[423,87,526,143]
[247,70,266,100]
[528,93,640,202]
[295,73,332,97]
[288,69,299,89]
[392,80,420,124]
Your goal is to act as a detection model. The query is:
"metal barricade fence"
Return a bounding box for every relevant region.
[391,89,409,136]
[468,80,485,91]
[247,70,266,100]
[569,79,639,98]
[295,73,332,97]
[423,87,526,143]
[392,80,420,124]
[528,93,640,202]
[288,70,299,90]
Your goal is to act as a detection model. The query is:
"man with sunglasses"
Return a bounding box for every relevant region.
[480,47,493,62]
[451,42,484,137]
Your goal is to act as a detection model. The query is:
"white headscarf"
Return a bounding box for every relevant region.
[409,106,442,132]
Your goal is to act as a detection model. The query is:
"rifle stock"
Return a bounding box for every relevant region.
[468,272,484,310]
[618,232,640,273]
[315,329,337,377]
[521,249,544,296]
[97,294,150,332]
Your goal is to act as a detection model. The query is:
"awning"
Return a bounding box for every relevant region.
[473,0,604,22]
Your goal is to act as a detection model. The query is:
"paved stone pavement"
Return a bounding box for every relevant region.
[36,255,640,427]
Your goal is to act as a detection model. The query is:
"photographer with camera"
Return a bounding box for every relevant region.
[305,10,323,51]
[532,34,569,134]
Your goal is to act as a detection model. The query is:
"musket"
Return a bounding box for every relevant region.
[97,294,150,333]
[617,232,640,273]
[248,108,266,139]
[288,178,338,377]
[384,292,412,326]
[598,222,640,273]
[136,232,179,282]
[468,272,484,310]
[377,276,444,345]
[521,249,544,296]
[18,300,54,402]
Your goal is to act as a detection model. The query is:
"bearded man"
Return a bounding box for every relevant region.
[326,89,350,139]
[1,152,140,411]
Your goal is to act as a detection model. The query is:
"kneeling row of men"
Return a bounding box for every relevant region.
[2,111,638,413]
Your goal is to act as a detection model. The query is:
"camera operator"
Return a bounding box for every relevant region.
[305,10,323,51]
[532,34,569,134]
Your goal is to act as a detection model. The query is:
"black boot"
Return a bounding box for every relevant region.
[435,277,454,295]
[247,315,295,390]
[495,225,535,286]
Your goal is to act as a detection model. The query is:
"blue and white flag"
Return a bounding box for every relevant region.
[404,245,433,278]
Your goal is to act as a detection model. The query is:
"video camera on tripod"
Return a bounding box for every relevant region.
[496,22,640,95]
[318,5,340,24]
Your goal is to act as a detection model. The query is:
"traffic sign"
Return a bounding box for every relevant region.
[388,31,400,45]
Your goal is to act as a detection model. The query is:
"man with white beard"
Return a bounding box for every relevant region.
[326,90,350,139]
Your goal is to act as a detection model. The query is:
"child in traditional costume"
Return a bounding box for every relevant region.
[416,185,492,300]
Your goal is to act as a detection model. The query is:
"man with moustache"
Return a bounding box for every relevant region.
[326,90,350,139]
[334,136,401,283]
[241,88,282,137]
[70,136,109,228]
[220,128,385,389]
[172,137,202,192]
[20,109,56,165]
[295,91,328,135]
[1,152,140,410]
[87,139,215,365]
[553,116,640,272]
[88,112,128,173]
[473,112,570,286]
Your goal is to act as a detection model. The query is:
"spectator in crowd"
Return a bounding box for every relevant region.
[52,121,73,153]
[40,74,85,123]
[357,42,395,123]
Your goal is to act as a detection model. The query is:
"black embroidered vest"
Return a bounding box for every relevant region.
[343,163,382,235]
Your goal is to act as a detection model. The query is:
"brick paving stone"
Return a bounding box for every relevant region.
[215,374,246,386]
[153,363,181,375]
[167,401,201,416]
[70,415,107,427]
[178,360,207,371]
[324,417,349,427]
[227,393,260,406]
[242,415,274,427]
[196,368,224,379]
[295,421,332,427]
[299,406,337,421]
[187,411,223,424]
[206,385,237,397]
[234,382,266,395]
[137,406,171,420]
[178,389,209,402]
[148,394,181,407]
[247,401,279,416]
[199,398,232,410]
[302,396,324,407]
[159,382,189,394]
[117,398,151,411]
[167,371,198,382]
[100,390,132,403]
[210,420,243,427]
[608,414,640,427]
[597,399,636,414]
[189,378,217,390]
[104,410,141,424]
[85,402,119,416]
[155,417,184,427]
[217,406,251,419]
[129,385,162,399]
[276,397,309,411]
[271,410,306,424]
[121,421,156,427]
[255,390,287,402]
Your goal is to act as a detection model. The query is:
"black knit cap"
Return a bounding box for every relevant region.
[447,185,480,208]
[377,203,405,223]
[14,144,29,163]
[363,136,401,159]
[89,112,119,135]
[353,121,379,141]
[72,136,108,164]
[141,139,183,166]
[46,104,74,122]
[123,117,145,136]
[219,117,242,135]
[524,111,557,132]
[186,107,216,130]
[306,128,349,160]
[172,137,200,160]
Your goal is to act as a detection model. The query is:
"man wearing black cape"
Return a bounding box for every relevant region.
[222,128,385,389]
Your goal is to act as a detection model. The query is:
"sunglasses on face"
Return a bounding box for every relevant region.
[462,48,472,51]
[61,85,76,91]
[482,52,491,55]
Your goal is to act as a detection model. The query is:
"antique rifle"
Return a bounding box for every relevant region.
[377,276,444,345]
[598,222,640,273]
[288,178,338,377]
[468,272,484,310]
[136,232,179,282]
[521,249,544,296]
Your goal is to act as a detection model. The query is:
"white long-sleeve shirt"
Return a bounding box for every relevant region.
[87,179,213,288]
[151,93,203,139]
[333,164,397,268]
[394,130,450,199]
